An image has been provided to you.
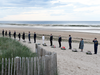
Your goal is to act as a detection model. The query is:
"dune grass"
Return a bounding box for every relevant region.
[0,37,37,58]
[0,37,37,73]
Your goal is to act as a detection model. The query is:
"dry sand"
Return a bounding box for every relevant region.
[14,35,100,75]
[1,27,100,75]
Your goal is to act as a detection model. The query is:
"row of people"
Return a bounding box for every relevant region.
[2,30,98,54]
[2,30,26,41]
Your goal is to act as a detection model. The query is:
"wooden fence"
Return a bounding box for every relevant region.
[0,44,57,75]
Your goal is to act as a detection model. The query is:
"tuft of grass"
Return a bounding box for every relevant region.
[0,37,37,58]
[0,37,37,73]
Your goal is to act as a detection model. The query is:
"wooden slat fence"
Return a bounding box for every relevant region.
[0,44,57,75]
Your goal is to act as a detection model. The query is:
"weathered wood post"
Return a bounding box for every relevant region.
[35,44,38,53]
[34,57,37,75]
[40,48,43,57]
[1,58,4,75]
[15,56,21,75]
[5,58,7,75]
[44,55,51,75]
[53,53,57,75]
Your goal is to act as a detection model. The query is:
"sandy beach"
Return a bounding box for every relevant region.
[13,37,100,75]
[0,27,100,75]
[0,27,100,43]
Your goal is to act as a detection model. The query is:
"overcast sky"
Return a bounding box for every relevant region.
[0,0,100,21]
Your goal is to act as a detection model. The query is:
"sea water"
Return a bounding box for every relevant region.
[0,21,100,34]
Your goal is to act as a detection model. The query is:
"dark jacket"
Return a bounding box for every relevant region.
[58,37,62,42]
[9,31,11,37]
[69,37,72,43]
[13,32,16,38]
[28,33,30,39]
[22,33,25,40]
[2,30,4,36]
[50,35,53,41]
[93,40,98,47]
[34,33,36,38]
[18,33,21,38]
[5,31,7,36]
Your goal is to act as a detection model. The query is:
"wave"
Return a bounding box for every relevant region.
[0,23,100,27]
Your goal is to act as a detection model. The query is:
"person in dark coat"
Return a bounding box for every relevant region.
[68,35,72,49]
[13,31,16,39]
[2,29,4,37]
[58,35,62,48]
[28,31,31,42]
[79,38,84,52]
[22,32,25,41]
[34,32,36,43]
[18,33,21,41]
[93,38,98,54]
[5,30,7,36]
[9,30,11,37]
[50,34,53,46]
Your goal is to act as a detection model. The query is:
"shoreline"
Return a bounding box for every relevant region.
[0,25,100,34]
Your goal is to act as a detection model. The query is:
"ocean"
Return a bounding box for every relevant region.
[0,21,100,34]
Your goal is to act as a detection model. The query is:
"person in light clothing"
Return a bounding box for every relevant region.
[42,34,45,44]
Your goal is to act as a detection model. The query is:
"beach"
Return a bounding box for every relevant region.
[0,27,100,43]
[0,26,100,75]
[11,35,100,75]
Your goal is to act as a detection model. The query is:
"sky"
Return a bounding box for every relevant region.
[0,0,100,21]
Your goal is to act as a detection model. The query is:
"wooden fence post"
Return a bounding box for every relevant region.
[8,58,10,75]
[37,57,42,75]
[53,53,57,75]
[1,58,4,75]
[40,48,43,57]
[34,57,37,75]
[5,58,7,75]
[11,58,13,75]
[44,55,51,75]
[15,57,21,75]
[35,44,38,53]
[31,57,33,75]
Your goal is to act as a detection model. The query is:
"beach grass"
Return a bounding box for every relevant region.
[0,37,37,73]
[0,37,37,58]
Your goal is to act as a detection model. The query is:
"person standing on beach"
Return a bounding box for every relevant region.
[50,34,53,46]
[13,31,16,39]
[9,30,11,37]
[68,35,72,49]
[2,29,4,37]
[79,38,84,52]
[5,30,7,36]
[93,38,98,54]
[58,35,62,48]
[22,32,25,41]
[42,34,45,44]
[18,33,21,41]
[28,31,31,43]
[34,32,36,43]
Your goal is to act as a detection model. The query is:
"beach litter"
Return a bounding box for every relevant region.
[61,46,66,50]
[42,43,47,46]
[51,45,56,48]
[37,43,41,45]
[72,48,78,52]
[86,51,92,55]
